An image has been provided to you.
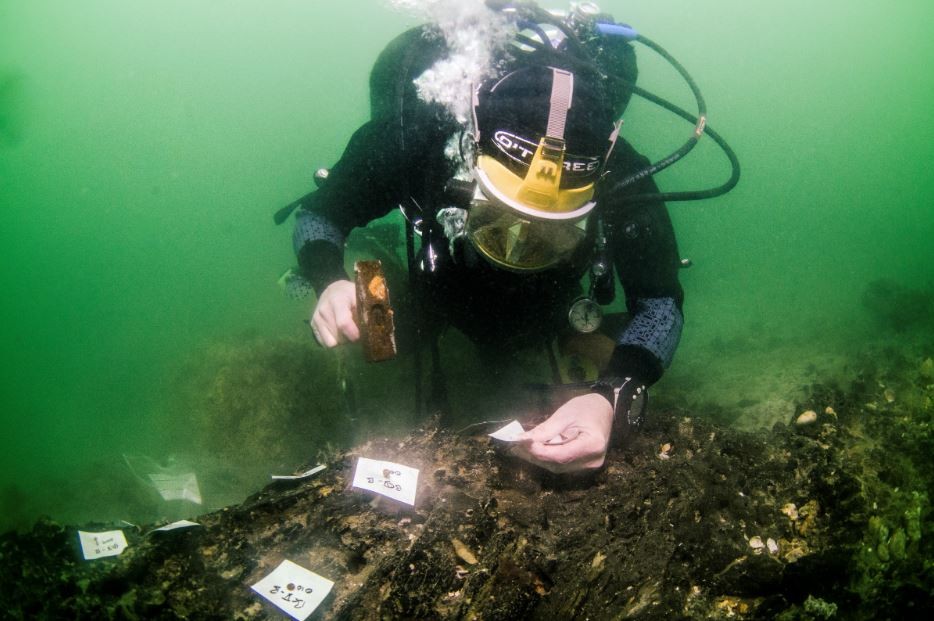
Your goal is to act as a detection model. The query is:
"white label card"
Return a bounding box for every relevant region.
[251,559,334,620]
[271,464,326,480]
[78,530,128,560]
[488,420,526,442]
[351,457,419,506]
[147,472,202,504]
[152,520,201,532]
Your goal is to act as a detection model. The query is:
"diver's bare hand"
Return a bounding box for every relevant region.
[513,393,613,473]
[310,280,359,347]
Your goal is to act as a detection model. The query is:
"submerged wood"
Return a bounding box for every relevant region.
[2,368,932,620]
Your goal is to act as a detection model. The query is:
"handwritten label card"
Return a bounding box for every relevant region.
[78,530,128,560]
[251,559,334,620]
[488,420,525,442]
[351,457,419,505]
[147,472,202,504]
[271,464,326,481]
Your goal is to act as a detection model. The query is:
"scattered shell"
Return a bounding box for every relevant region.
[884,389,896,403]
[748,536,765,552]
[451,538,478,565]
[796,410,818,425]
[591,551,606,570]
[781,503,799,520]
[534,579,548,596]
[766,538,779,555]
[657,442,673,460]
[824,406,837,417]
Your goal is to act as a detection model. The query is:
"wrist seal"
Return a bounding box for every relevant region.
[590,376,648,430]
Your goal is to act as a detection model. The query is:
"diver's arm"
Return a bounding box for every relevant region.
[295,24,448,297]
[598,141,685,417]
[290,117,410,347]
[294,211,349,296]
[602,208,684,388]
[514,279,681,473]
[293,118,409,296]
[517,329,679,471]
[603,298,683,385]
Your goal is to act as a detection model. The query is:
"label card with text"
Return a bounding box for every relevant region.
[78,530,128,560]
[251,559,334,620]
[351,457,419,505]
[488,420,525,442]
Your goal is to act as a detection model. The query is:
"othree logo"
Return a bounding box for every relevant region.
[494,131,536,162]
[492,131,600,176]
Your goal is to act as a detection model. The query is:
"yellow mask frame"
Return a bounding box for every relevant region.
[473,67,600,220]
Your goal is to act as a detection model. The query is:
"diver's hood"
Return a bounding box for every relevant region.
[465,64,618,271]
[472,65,619,219]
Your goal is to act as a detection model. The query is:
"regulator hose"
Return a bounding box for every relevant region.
[615,81,741,204]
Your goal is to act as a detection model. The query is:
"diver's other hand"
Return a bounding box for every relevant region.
[310,280,359,347]
[513,393,613,473]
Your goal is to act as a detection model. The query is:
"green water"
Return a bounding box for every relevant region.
[1,0,932,532]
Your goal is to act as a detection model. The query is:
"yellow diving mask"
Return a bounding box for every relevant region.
[465,193,590,272]
[466,65,619,271]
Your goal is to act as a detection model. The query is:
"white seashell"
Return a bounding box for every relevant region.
[767,538,779,555]
[796,410,818,425]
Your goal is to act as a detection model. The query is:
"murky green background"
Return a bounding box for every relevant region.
[1,0,932,532]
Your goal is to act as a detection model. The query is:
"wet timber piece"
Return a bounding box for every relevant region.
[2,347,934,619]
[354,260,396,362]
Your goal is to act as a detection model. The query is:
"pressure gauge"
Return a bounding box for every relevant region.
[568,297,602,333]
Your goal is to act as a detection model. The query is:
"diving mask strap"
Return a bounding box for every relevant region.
[546,68,573,139]
[517,68,574,209]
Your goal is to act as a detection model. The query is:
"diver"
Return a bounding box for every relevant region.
[279,1,738,473]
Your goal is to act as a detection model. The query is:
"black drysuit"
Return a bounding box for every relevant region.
[292,26,684,386]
